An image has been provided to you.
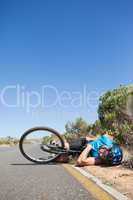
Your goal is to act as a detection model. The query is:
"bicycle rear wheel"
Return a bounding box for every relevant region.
[19,127,65,164]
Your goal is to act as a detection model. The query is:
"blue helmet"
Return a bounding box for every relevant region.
[106,144,123,165]
[99,144,123,165]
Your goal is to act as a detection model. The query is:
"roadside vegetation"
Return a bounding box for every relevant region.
[0,136,19,146]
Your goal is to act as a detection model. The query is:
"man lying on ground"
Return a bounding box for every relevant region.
[56,132,123,166]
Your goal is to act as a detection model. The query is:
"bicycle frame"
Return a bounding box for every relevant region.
[40,144,84,155]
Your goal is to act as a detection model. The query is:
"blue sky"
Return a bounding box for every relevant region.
[0,0,133,137]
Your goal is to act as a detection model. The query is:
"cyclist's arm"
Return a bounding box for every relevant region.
[76,144,101,166]
[76,144,92,165]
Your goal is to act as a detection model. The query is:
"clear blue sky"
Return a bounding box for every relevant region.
[0,0,133,137]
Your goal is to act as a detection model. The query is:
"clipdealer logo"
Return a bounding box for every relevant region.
[0,84,100,113]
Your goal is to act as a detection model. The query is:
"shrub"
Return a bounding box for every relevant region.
[64,117,92,142]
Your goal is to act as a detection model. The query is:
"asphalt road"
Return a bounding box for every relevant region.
[0,146,96,200]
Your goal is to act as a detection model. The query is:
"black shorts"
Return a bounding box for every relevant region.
[69,137,86,151]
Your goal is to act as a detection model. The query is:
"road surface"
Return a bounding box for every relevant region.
[0,146,96,200]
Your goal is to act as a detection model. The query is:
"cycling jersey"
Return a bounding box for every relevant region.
[88,135,114,158]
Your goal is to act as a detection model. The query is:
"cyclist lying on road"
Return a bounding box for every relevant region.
[55,133,123,166]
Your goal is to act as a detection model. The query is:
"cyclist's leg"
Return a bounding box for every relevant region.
[54,153,69,163]
[69,137,86,151]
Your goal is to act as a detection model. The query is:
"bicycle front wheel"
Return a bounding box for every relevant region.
[19,127,65,164]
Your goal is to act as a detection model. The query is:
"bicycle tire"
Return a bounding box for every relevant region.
[19,127,65,164]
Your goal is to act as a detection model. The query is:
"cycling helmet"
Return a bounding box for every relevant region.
[99,144,123,166]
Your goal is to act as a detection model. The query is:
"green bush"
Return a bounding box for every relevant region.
[98,84,133,146]
[64,117,92,142]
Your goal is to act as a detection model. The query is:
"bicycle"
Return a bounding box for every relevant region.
[19,127,85,164]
